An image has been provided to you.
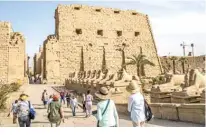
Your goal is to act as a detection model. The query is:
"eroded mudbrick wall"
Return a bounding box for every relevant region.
[0,22,25,84]
[44,4,163,83]
[160,56,206,73]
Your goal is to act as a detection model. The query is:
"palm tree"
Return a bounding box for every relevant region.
[179,57,187,74]
[170,56,178,74]
[125,54,155,76]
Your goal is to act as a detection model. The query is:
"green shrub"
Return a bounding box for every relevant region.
[0,83,21,110]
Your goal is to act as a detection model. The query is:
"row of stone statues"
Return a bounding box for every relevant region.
[65,69,141,95]
[150,68,206,103]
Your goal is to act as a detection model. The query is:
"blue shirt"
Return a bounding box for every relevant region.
[128,92,146,122]
[96,99,119,127]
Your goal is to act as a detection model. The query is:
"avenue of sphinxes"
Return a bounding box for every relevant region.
[0,3,205,126]
[31,4,206,109]
[31,4,206,103]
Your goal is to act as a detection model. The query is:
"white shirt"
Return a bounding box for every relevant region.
[128,92,146,122]
[47,98,53,104]
[17,101,34,118]
[70,98,78,107]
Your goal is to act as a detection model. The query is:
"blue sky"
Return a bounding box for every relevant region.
[0,0,205,61]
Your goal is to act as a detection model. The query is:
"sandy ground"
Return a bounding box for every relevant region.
[0,84,204,127]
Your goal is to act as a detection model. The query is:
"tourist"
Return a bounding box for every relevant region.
[16,94,34,127]
[82,93,86,112]
[70,95,78,116]
[85,90,93,117]
[47,95,53,105]
[95,87,119,127]
[7,100,19,124]
[65,92,71,108]
[127,80,146,127]
[60,91,66,105]
[41,89,48,108]
[47,94,64,127]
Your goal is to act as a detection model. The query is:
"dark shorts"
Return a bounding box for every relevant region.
[43,101,47,105]
[18,116,31,127]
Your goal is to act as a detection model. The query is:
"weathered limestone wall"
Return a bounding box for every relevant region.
[24,54,27,76]
[33,46,43,76]
[8,32,25,84]
[0,22,10,83]
[43,35,61,84]
[0,22,25,84]
[44,4,162,83]
[160,56,205,73]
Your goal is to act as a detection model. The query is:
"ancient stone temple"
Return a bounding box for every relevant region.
[43,4,163,84]
[33,46,44,77]
[0,22,26,84]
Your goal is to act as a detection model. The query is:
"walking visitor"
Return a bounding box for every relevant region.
[70,95,78,116]
[47,95,53,105]
[94,87,119,127]
[85,90,93,117]
[41,89,48,108]
[8,100,19,124]
[65,92,71,108]
[82,93,86,112]
[47,94,64,127]
[127,80,146,127]
[16,94,35,127]
[60,91,66,105]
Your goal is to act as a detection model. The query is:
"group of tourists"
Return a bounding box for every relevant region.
[93,80,151,127]
[8,80,152,127]
[29,75,41,84]
[8,93,36,127]
[44,80,152,127]
[43,90,79,126]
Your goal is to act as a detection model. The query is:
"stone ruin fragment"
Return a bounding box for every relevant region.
[171,69,206,103]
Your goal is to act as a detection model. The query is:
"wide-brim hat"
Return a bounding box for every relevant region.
[20,93,29,100]
[20,93,29,98]
[95,87,111,100]
[126,80,140,94]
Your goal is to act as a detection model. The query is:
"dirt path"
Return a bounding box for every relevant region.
[0,84,203,127]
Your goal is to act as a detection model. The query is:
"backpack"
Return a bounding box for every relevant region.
[48,102,61,123]
[144,99,153,122]
[28,101,36,120]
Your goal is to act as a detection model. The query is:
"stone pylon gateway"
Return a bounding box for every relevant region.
[0,22,26,84]
[39,4,163,84]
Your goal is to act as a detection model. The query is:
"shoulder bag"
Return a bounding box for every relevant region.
[97,99,110,127]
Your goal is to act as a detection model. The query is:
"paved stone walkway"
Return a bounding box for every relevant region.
[0,84,204,127]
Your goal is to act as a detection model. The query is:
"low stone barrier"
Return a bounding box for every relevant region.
[115,103,205,125]
[178,104,205,124]
[150,103,205,125]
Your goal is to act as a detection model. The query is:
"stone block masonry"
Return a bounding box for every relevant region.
[43,4,163,84]
[160,56,205,74]
[33,46,44,77]
[0,22,26,84]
